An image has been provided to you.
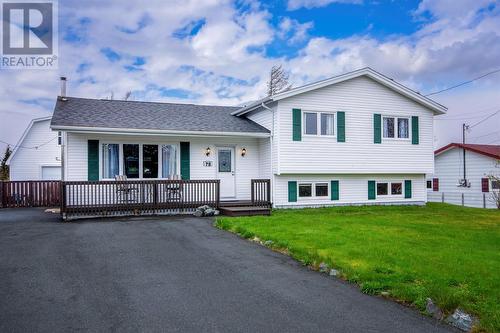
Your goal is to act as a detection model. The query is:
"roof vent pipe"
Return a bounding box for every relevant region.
[60,76,67,98]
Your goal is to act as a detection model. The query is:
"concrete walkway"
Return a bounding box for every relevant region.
[0,209,455,332]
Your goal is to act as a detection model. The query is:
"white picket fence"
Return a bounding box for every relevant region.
[427,191,499,209]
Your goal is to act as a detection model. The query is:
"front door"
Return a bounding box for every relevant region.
[217,147,236,198]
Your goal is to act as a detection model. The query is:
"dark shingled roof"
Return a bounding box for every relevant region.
[51,97,270,134]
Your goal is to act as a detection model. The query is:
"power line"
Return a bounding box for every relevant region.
[468,130,500,140]
[469,130,500,139]
[435,108,500,121]
[0,136,57,150]
[425,68,500,96]
[469,110,500,129]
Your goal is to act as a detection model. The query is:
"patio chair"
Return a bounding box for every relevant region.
[165,175,183,202]
[115,175,138,203]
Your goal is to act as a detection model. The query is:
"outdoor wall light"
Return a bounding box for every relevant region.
[205,147,211,156]
[241,147,247,157]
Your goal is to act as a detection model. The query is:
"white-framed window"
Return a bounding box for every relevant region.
[304,112,318,135]
[303,111,336,137]
[391,182,402,195]
[377,181,404,196]
[102,143,119,179]
[377,182,388,196]
[299,183,312,197]
[101,143,178,180]
[298,182,329,198]
[383,116,409,139]
[315,183,329,197]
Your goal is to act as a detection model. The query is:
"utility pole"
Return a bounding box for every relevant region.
[462,123,469,183]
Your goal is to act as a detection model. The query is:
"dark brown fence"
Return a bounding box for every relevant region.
[251,179,271,207]
[0,181,61,208]
[61,179,220,220]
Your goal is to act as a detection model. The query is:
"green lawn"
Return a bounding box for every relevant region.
[216,203,500,332]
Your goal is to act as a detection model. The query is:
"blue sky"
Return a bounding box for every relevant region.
[1,0,500,151]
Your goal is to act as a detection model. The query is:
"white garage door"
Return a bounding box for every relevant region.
[41,166,61,180]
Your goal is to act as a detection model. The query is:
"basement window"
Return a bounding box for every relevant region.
[299,184,312,197]
[315,183,329,197]
[391,183,402,195]
[377,183,388,196]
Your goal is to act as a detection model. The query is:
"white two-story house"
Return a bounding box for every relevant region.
[50,68,447,208]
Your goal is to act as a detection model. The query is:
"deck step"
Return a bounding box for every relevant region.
[219,206,271,217]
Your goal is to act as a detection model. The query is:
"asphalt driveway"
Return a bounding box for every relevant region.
[0,209,455,333]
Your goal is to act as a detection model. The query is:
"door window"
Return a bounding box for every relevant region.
[218,150,232,172]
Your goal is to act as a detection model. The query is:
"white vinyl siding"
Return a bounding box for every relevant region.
[64,133,261,201]
[274,174,425,208]
[276,76,434,174]
[8,119,61,181]
[432,149,499,193]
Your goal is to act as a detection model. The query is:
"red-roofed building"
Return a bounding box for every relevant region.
[427,143,500,208]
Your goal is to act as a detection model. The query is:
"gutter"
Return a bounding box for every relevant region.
[50,126,271,138]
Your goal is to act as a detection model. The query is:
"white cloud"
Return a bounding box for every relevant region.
[278,17,313,44]
[1,0,500,153]
[287,0,362,11]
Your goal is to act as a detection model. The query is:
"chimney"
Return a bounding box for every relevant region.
[60,76,67,98]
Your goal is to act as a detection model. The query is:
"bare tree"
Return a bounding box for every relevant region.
[487,159,500,209]
[267,65,292,96]
[124,91,132,101]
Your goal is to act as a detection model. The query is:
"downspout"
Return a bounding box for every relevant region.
[261,102,275,206]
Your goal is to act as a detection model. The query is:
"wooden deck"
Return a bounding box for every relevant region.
[58,179,271,220]
[219,200,271,216]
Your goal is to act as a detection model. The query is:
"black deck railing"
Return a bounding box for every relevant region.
[1,181,61,208]
[251,179,271,207]
[60,179,220,220]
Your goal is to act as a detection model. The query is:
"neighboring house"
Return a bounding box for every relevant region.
[7,117,61,181]
[427,143,500,209]
[50,67,447,208]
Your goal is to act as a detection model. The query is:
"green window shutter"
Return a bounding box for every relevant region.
[87,140,99,181]
[292,108,302,141]
[331,180,339,200]
[180,142,190,180]
[288,181,297,202]
[405,180,412,198]
[368,180,376,200]
[411,116,419,144]
[337,112,345,142]
[374,114,381,144]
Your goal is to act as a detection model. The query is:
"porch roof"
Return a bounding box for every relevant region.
[51,97,270,136]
